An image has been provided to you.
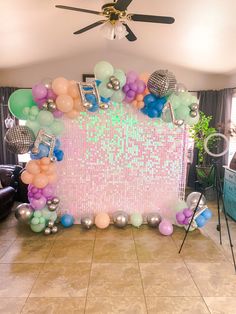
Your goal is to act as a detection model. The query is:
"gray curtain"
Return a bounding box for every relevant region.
[188,88,234,187]
[0,87,18,165]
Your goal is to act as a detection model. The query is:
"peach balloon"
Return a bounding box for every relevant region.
[52,77,69,95]
[26,160,40,175]
[33,173,49,189]
[136,94,144,101]
[68,83,79,99]
[56,95,74,113]
[95,213,110,229]
[21,171,33,184]
[66,110,79,119]
[139,73,150,84]
[74,98,85,112]
[40,164,49,172]
[137,101,145,109]
[132,100,138,107]
[40,157,51,165]
[48,174,57,183]
[46,163,56,175]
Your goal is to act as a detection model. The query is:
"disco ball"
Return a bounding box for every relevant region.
[147,69,177,97]
[4,126,35,154]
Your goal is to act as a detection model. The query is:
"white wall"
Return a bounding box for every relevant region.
[0,50,232,90]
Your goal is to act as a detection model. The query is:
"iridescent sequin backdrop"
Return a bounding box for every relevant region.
[56,103,188,223]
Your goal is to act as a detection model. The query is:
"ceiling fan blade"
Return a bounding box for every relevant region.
[114,0,133,11]
[128,14,175,24]
[73,20,105,34]
[55,5,101,16]
[123,23,137,42]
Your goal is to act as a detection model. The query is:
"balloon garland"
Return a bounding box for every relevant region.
[6,60,212,236]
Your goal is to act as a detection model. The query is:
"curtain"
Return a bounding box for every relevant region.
[0,87,18,165]
[188,88,234,187]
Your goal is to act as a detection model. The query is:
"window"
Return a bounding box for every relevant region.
[228,96,236,164]
[18,120,31,163]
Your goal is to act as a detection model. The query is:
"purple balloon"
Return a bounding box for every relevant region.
[127,90,136,99]
[183,208,193,218]
[123,84,130,93]
[176,212,185,224]
[129,82,138,92]
[183,217,190,225]
[30,196,47,210]
[137,81,146,94]
[53,109,64,118]
[47,88,57,101]
[31,187,38,193]
[42,184,55,198]
[34,192,42,200]
[32,84,48,100]
[34,97,47,109]
[126,71,138,84]
[158,220,173,236]
[28,192,33,198]
[124,96,134,103]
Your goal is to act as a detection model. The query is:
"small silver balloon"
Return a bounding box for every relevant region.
[81,216,94,229]
[83,102,93,109]
[99,103,109,110]
[113,80,120,86]
[174,119,184,127]
[48,102,56,111]
[107,82,113,89]
[44,227,51,235]
[48,220,55,228]
[113,85,120,91]
[42,103,48,110]
[147,213,162,228]
[190,110,198,118]
[48,203,58,212]
[47,200,52,206]
[52,197,60,205]
[113,211,129,228]
[51,225,58,234]
[186,192,207,208]
[190,103,199,111]
[109,76,117,82]
[15,203,33,223]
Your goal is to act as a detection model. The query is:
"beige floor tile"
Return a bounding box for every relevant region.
[187,262,236,297]
[0,263,41,297]
[0,297,26,314]
[96,225,133,240]
[177,239,227,263]
[30,263,90,297]
[204,297,236,314]
[135,238,181,262]
[0,239,54,263]
[146,297,209,314]
[0,226,18,241]
[132,225,161,241]
[88,263,143,297]
[55,225,96,240]
[93,239,137,262]
[140,263,200,297]
[0,240,13,259]
[85,296,147,314]
[46,239,94,263]
[22,297,86,314]
[171,226,210,242]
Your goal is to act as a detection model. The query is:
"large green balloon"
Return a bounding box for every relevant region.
[94,61,114,81]
[8,89,36,120]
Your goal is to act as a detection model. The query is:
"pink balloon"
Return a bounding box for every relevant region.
[137,81,146,94]
[47,89,57,101]
[176,212,185,224]
[183,208,193,218]
[31,187,38,193]
[129,82,138,92]
[159,220,173,236]
[127,90,135,98]
[53,109,64,118]
[126,71,138,84]
[30,196,47,210]
[183,217,190,225]
[32,84,48,100]
[34,192,42,200]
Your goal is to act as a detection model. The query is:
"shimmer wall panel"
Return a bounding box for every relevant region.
[56,103,187,223]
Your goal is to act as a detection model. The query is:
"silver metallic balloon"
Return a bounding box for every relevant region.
[174,119,184,127]
[15,203,33,223]
[99,103,110,110]
[110,76,116,82]
[190,110,198,118]
[186,192,207,208]
[190,103,199,111]
[48,203,58,212]
[48,102,57,111]
[44,227,51,235]
[47,200,52,206]
[5,126,35,154]
[81,216,94,229]
[83,102,93,109]
[113,211,129,228]
[51,225,58,234]
[48,220,54,228]
[113,85,120,91]
[147,70,177,97]
[52,197,60,205]
[147,213,162,228]
[107,82,113,89]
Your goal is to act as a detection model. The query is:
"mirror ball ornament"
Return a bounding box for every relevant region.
[147,213,162,228]
[81,216,94,229]
[112,211,129,228]
[5,126,35,154]
[147,70,177,97]
[15,203,33,223]
[186,192,207,209]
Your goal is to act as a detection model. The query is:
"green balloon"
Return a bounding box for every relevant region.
[167,93,182,110]
[25,120,40,136]
[8,89,36,120]
[185,113,200,126]
[31,217,40,225]
[50,119,65,136]
[130,212,143,228]
[98,81,113,98]
[111,90,125,103]
[174,105,190,121]
[30,222,46,233]
[37,111,54,127]
[94,61,114,81]
[114,69,126,87]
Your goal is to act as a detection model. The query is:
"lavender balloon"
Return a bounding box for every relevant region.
[47,89,57,101]
[42,184,55,199]
[30,196,47,210]
[158,219,173,236]
[32,84,48,100]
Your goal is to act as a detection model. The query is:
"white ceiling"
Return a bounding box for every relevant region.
[1,0,236,74]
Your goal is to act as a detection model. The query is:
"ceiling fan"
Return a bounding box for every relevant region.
[55,0,175,41]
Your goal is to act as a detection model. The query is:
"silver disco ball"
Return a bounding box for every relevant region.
[147,69,177,97]
[4,126,35,154]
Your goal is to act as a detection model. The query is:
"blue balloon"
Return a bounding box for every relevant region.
[195,215,206,228]
[85,93,96,104]
[61,214,74,228]
[54,149,64,161]
[96,80,101,86]
[55,138,61,150]
[147,109,158,118]
[101,96,110,103]
[201,208,212,220]
[144,94,157,104]
[30,143,49,159]
[88,103,99,112]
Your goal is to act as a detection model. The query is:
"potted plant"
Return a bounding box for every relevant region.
[190,111,217,188]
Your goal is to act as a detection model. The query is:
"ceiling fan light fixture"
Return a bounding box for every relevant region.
[100,21,128,40]
[114,21,128,39]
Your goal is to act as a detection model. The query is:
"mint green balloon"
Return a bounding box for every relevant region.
[185,113,200,126]
[130,212,143,228]
[174,105,190,121]
[98,81,113,98]
[173,200,188,213]
[25,120,40,136]
[8,89,36,120]
[114,69,126,87]
[111,90,125,103]
[167,93,182,110]
[34,211,42,218]
[30,222,46,233]
[94,61,114,81]
[37,111,54,126]
[50,119,65,136]
[31,217,40,225]
[41,207,57,222]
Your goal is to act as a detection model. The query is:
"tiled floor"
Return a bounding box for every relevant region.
[0,202,236,313]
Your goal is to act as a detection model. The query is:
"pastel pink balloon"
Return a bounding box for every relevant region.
[176,212,185,224]
[126,71,138,84]
[34,192,42,200]
[159,220,173,236]
[42,184,55,198]
[32,84,48,100]
[56,95,74,113]
[183,217,190,225]
[47,89,57,101]
[137,81,146,94]
[95,213,110,229]
[53,109,64,118]
[183,208,193,218]
[129,82,138,92]
[30,196,47,210]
